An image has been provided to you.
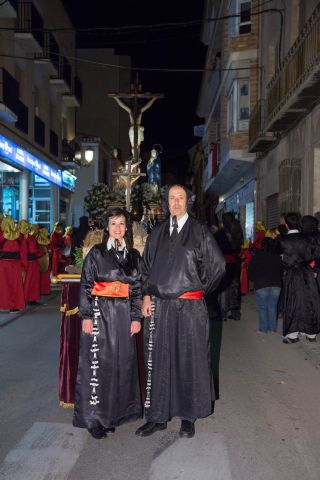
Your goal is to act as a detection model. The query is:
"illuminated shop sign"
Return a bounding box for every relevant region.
[62,170,77,192]
[0,133,62,187]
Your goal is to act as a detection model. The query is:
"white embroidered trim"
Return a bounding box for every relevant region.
[89,297,100,406]
[144,299,155,409]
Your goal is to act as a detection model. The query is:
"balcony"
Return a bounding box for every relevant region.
[248,99,277,153]
[0,68,19,122]
[50,56,71,93]
[0,0,17,18]
[34,32,59,75]
[15,101,29,134]
[266,3,320,133]
[62,75,82,107]
[15,2,44,53]
[34,115,45,147]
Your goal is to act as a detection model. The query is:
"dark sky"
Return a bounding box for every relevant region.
[63,0,206,182]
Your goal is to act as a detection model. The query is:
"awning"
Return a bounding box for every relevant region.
[205,158,254,196]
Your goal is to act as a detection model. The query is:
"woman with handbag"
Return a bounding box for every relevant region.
[73,207,142,439]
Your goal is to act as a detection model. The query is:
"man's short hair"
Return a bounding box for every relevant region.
[285,212,301,230]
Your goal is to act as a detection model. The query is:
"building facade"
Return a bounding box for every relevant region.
[249,0,320,226]
[71,48,131,224]
[197,0,259,239]
[0,0,81,230]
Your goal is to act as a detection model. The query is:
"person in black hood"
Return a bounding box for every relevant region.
[214,212,244,321]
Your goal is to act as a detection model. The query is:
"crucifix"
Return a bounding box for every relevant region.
[112,160,146,211]
[108,74,164,211]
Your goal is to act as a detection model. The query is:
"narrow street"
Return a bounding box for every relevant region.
[1,292,320,480]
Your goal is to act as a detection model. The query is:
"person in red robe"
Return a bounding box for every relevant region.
[240,240,252,295]
[37,227,51,296]
[0,217,28,312]
[21,222,43,305]
[51,222,64,276]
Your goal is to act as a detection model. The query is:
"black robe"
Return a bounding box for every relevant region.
[73,244,142,430]
[214,229,242,321]
[141,216,225,422]
[279,233,320,336]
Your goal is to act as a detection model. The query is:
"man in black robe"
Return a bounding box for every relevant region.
[135,185,225,438]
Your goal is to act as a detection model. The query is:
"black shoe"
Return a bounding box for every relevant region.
[88,427,107,439]
[135,421,167,437]
[283,337,299,344]
[28,301,41,306]
[9,309,19,313]
[307,337,317,342]
[179,420,195,438]
[104,427,115,434]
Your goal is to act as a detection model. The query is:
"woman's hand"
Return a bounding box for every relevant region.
[142,295,152,317]
[82,319,93,335]
[130,321,141,336]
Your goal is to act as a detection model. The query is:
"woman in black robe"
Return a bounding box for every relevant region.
[214,212,243,321]
[73,208,142,439]
[280,213,320,343]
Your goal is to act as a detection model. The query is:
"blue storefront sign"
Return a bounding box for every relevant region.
[0,133,62,187]
[62,170,77,192]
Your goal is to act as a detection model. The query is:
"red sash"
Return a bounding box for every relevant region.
[178,290,204,300]
[91,281,129,298]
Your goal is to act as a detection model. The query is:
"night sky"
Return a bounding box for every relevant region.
[63,0,206,183]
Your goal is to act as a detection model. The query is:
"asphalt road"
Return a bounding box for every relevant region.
[1,292,320,480]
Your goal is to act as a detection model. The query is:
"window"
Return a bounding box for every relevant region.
[228,83,237,133]
[228,0,251,39]
[238,79,250,130]
[239,1,251,34]
[227,79,250,133]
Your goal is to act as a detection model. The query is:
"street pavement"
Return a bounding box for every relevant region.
[1,292,320,479]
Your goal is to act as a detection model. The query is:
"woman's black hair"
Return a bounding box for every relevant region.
[277,224,288,236]
[101,207,133,249]
[301,215,319,234]
[261,237,279,254]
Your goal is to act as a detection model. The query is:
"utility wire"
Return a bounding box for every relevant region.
[0,51,260,74]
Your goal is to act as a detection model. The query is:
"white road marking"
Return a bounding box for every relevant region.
[0,422,87,480]
[148,433,233,480]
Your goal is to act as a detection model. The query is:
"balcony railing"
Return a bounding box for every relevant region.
[266,2,320,132]
[62,75,82,107]
[0,68,19,116]
[15,2,44,50]
[50,129,59,157]
[50,56,72,91]
[34,31,59,73]
[248,99,277,152]
[16,101,29,134]
[34,115,45,146]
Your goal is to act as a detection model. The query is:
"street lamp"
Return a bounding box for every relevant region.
[84,147,94,164]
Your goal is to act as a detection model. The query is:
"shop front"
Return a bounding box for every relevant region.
[0,133,62,229]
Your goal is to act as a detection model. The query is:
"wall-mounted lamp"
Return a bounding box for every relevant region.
[84,148,94,164]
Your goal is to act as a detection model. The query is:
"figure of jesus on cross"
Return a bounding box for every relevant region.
[108,75,164,210]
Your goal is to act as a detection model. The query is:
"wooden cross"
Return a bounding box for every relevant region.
[112,160,146,211]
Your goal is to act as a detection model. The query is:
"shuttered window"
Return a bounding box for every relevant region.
[266,193,279,229]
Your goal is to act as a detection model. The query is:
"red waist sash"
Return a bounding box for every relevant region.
[178,290,204,300]
[91,281,129,298]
